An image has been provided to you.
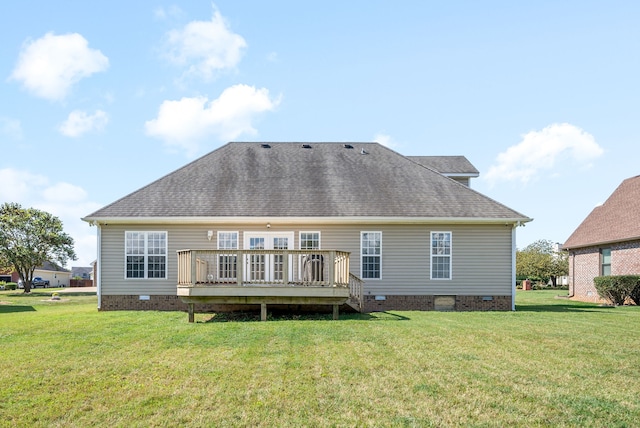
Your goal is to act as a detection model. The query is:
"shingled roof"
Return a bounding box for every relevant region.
[84,142,529,222]
[563,175,640,249]
[408,156,479,176]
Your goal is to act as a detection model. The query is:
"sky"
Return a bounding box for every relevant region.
[1,1,639,268]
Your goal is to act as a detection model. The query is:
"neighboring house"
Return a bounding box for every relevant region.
[72,267,93,279]
[0,269,15,284]
[1,262,71,287]
[71,266,94,287]
[35,261,72,288]
[83,142,531,317]
[90,260,97,281]
[563,175,640,302]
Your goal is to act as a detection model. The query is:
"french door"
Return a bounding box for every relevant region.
[244,232,294,282]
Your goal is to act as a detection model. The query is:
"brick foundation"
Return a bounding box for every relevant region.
[362,295,511,312]
[101,294,512,313]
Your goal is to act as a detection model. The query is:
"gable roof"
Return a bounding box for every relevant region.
[408,156,479,177]
[37,261,70,273]
[563,175,640,249]
[72,267,92,278]
[84,142,529,224]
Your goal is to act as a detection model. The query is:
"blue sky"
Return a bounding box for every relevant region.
[1,1,639,267]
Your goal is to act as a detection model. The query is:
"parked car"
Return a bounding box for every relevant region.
[32,277,50,288]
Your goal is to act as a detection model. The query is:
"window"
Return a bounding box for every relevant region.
[218,232,238,280]
[125,232,167,279]
[431,232,451,280]
[361,232,381,279]
[601,248,611,276]
[300,232,320,250]
[300,232,322,282]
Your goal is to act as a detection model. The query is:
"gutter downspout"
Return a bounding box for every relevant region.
[512,224,517,311]
[96,224,102,310]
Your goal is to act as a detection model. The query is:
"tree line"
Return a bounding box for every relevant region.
[516,239,569,286]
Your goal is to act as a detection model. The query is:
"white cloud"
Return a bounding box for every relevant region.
[163,6,247,80]
[485,123,604,185]
[374,133,398,149]
[0,117,23,140]
[0,168,100,267]
[9,32,109,101]
[0,169,49,202]
[154,5,185,21]
[145,84,280,156]
[59,110,109,137]
[42,182,88,203]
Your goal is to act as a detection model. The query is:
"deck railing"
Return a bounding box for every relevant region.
[348,273,364,311]
[177,249,351,288]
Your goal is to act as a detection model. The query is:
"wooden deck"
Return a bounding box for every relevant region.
[176,249,362,321]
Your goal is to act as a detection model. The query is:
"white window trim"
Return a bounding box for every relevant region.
[360,231,382,280]
[430,231,452,280]
[217,231,239,281]
[299,231,321,249]
[243,231,295,250]
[124,231,168,280]
[217,231,239,250]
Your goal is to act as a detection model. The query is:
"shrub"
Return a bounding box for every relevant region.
[5,282,17,290]
[630,282,640,305]
[593,275,640,305]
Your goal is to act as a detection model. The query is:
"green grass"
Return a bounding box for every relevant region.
[1,289,639,427]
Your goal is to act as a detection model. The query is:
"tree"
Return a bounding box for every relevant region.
[0,203,76,293]
[517,239,569,286]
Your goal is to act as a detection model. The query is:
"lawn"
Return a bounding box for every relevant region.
[1,289,639,427]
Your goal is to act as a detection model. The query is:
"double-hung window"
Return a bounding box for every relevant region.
[300,232,320,250]
[601,248,611,276]
[431,231,452,280]
[218,232,238,280]
[125,231,167,279]
[361,231,381,279]
[300,232,322,282]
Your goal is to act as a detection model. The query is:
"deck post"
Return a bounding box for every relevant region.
[333,304,339,320]
[282,250,289,285]
[190,251,197,285]
[237,250,244,286]
[188,303,194,323]
[261,303,267,321]
[328,251,336,286]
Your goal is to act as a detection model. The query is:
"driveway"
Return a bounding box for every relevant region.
[58,287,97,293]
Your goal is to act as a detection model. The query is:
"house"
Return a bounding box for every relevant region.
[563,175,640,302]
[35,261,72,288]
[0,262,72,287]
[82,142,531,320]
[72,266,93,280]
[70,266,94,287]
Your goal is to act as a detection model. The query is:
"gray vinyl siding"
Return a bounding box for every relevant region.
[98,222,514,297]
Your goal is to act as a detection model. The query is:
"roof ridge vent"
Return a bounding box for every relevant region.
[344,144,354,149]
[301,144,312,149]
[261,144,271,149]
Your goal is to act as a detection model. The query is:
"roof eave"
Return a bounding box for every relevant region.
[442,172,480,178]
[563,234,640,250]
[83,215,533,226]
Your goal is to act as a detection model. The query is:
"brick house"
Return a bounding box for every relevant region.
[563,175,640,302]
